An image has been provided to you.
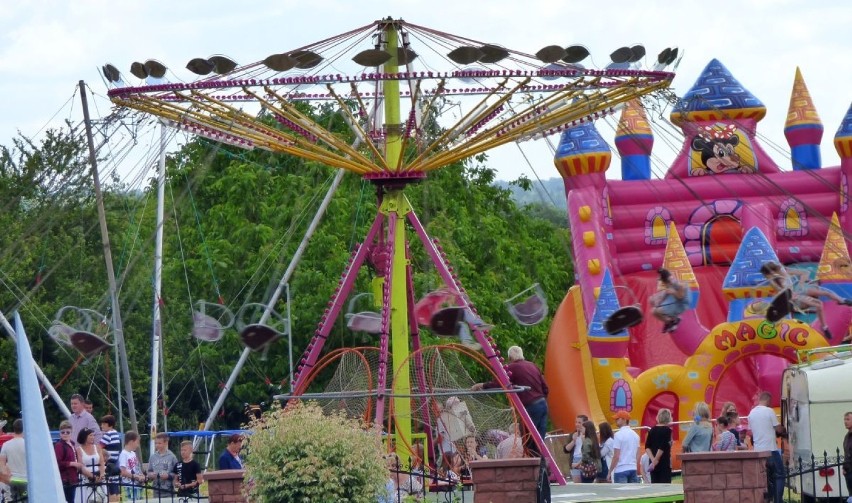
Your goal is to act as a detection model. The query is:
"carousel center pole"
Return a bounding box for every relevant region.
[380,19,414,460]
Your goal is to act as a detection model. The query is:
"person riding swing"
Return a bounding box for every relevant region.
[759,261,852,340]
[649,268,689,333]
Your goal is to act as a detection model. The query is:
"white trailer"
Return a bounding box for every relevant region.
[782,350,852,501]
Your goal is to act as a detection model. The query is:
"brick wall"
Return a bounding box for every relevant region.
[204,469,246,503]
[469,458,541,503]
[680,450,770,503]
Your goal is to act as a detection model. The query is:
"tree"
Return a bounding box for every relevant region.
[0,103,574,432]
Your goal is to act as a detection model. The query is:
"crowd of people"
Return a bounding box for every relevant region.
[0,392,245,502]
[3,339,849,503]
[537,391,803,503]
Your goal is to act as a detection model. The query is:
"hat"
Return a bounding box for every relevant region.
[612,410,631,421]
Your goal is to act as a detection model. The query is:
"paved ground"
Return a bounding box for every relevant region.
[550,483,684,502]
[420,482,684,502]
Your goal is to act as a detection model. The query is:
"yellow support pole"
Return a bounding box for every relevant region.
[382,20,413,464]
[384,190,413,463]
[383,22,402,173]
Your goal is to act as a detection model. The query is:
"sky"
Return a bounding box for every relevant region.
[1,0,850,182]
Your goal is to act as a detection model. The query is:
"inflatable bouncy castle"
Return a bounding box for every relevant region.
[545,59,852,445]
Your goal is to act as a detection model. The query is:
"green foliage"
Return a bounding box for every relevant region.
[496,176,567,210]
[243,401,388,503]
[0,102,573,432]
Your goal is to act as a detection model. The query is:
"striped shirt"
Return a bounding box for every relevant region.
[99,429,122,461]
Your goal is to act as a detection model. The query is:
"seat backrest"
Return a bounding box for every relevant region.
[508,296,548,325]
[429,307,465,336]
[192,312,224,342]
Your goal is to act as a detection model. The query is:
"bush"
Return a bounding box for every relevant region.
[243,401,389,502]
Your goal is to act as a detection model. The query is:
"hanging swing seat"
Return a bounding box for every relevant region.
[766,288,794,323]
[504,283,549,326]
[415,289,460,327]
[47,321,75,347]
[191,301,235,342]
[50,307,113,359]
[602,285,644,335]
[236,303,288,354]
[604,306,644,335]
[344,293,383,334]
[430,307,466,337]
[240,325,279,351]
[69,331,112,359]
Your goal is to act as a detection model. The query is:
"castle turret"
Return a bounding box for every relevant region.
[836,102,852,170]
[667,59,781,177]
[615,99,653,180]
[785,68,823,170]
[670,59,766,125]
[554,120,612,192]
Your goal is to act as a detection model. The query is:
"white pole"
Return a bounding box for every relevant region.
[79,81,139,434]
[11,312,66,501]
[149,123,167,454]
[287,283,293,392]
[198,116,369,433]
[0,311,72,418]
[199,167,346,432]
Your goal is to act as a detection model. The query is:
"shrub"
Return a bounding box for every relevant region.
[243,401,389,502]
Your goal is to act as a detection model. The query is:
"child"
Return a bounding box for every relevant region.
[650,268,689,333]
[640,453,652,483]
[713,416,736,452]
[118,431,145,500]
[760,261,852,340]
[173,440,203,498]
[99,415,122,502]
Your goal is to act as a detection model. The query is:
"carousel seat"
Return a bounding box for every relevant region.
[430,307,466,337]
[69,331,112,359]
[193,312,225,342]
[346,312,383,334]
[766,288,794,324]
[191,301,234,342]
[239,324,281,351]
[604,306,644,335]
[344,293,383,334]
[504,284,549,326]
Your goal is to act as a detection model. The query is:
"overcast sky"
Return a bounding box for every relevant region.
[1,0,850,181]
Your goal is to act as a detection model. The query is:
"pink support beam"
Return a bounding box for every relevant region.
[373,211,397,427]
[406,208,566,484]
[291,212,385,392]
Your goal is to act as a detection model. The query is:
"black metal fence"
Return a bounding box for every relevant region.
[3,461,473,503]
[388,457,472,503]
[782,449,850,502]
[1,474,208,503]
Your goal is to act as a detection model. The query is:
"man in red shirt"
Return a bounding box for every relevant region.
[472,345,549,445]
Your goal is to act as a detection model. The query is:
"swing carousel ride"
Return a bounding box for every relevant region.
[103,17,675,481]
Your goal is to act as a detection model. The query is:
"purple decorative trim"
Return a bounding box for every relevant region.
[273,114,318,143]
[107,68,673,99]
[407,208,566,484]
[374,212,398,426]
[291,212,385,391]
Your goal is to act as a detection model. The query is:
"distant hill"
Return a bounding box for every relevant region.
[496,177,567,210]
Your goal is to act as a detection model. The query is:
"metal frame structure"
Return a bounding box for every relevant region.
[106,17,675,484]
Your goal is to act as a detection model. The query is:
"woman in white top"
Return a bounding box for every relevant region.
[597,422,615,482]
[76,428,105,503]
